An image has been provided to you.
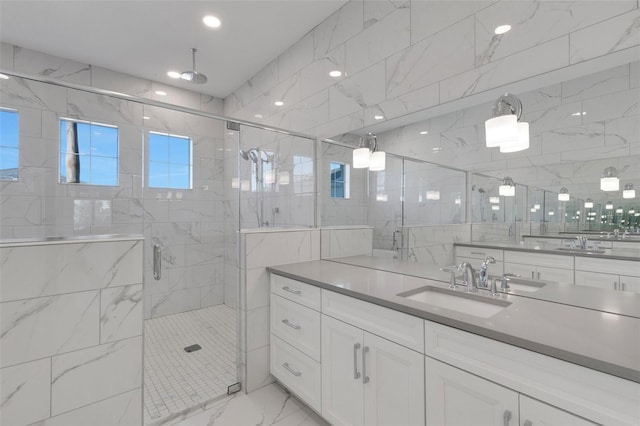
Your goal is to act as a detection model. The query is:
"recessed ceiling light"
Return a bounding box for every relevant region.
[432,147,441,152]
[571,111,587,116]
[143,116,150,120]
[274,101,284,106]
[0,73,9,80]
[203,15,221,28]
[167,71,181,79]
[494,24,511,35]
[420,131,428,135]
[155,90,167,96]
[329,70,342,78]
[254,114,263,118]
[374,115,384,120]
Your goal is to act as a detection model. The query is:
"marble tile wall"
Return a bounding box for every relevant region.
[404,224,472,265]
[0,45,230,319]
[223,1,639,141]
[320,226,373,259]
[0,237,143,426]
[238,229,320,393]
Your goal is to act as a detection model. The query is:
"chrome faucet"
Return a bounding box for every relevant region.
[500,273,520,292]
[478,256,496,289]
[458,262,478,292]
[440,267,457,289]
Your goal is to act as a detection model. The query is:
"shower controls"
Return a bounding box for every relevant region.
[153,244,161,280]
[282,319,301,330]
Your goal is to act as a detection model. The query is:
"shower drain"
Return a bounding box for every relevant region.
[184,344,202,353]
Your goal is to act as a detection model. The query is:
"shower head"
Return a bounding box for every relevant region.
[181,48,208,84]
[239,149,250,161]
[239,148,261,163]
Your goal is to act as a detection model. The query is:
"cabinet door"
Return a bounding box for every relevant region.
[503,262,536,280]
[619,275,640,293]
[426,357,518,426]
[363,332,424,426]
[519,395,597,426]
[536,266,574,284]
[322,315,364,426]
[574,270,618,291]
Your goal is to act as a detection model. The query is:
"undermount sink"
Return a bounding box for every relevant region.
[554,247,606,254]
[397,286,511,318]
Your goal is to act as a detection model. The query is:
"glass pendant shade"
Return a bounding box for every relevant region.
[499,122,530,153]
[623,183,636,199]
[616,208,623,214]
[584,198,594,208]
[353,148,370,168]
[485,114,518,147]
[492,205,500,210]
[426,190,440,200]
[489,196,500,204]
[499,177,515,197]
[605,201,613,210]
[600,167,619,191]
[231,178,240,189]
[558,187,570,201]
[278,171,290,185]
[369,151,386,171]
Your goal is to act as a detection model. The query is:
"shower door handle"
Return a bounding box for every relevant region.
[153,244,161,280]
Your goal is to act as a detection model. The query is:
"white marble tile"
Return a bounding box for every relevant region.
[475,1,636,66]
[245,267,270,311]
[244,230,313,268]
[364,0,408,29]
[411,0,494,44]
[441,36,570,103]
[0,195,42,227]
[200,94,224,115]
[320,227,373,258]
[540,123,606,154]
[314,0,363,59]
[51,336,142,416]
[90,66,152,97]
[34,388,141,426]
[14,45,90,85]
[364,82,439,126]
[200,284,225,308]
[310,229,321,261]
[246,345,275,393]
[562,64,630,103]
[1,42,14,70]
[346,7,410,75]
[631,61,639,88]
[314,111,364,140]
[273,405,329,426]
[100,284,143,344]
[0,291,99,368]
[279,31,314,82]
[582,88,639,123]
[0,358,51,426]
[329,61,385,121]
[247,306,270,351]
[570,9,640,64]
[386,16,474,99]
[605,115,640,145]
[274,90,330,133]
[0,76,67,113]
[149,288,201,318]
[300,45,346,100]
[0,240,143,302]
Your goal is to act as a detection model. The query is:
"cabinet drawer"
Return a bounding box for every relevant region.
[271,294,321,361]
[271,274,321,311]
[322,290,424,353]
[504,250,573,269]
[537,265,574,284]
[455,246,504,261]
[574,271,617,291]
[575,257,640,277]
[271,335,321,413]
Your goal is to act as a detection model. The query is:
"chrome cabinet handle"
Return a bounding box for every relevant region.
[353,343,361,379]
[282,319,301,330]
[621,282,626,291]
[282,286,301,295]
[531,271,534,279]
[614,281,618,290]
[523,421,533,426]
[503,410,512,426]
[362,346,370,384]
[537,271,540,280]
[153,244,161,280]
[471,251,486,256]
[282,362,301,377]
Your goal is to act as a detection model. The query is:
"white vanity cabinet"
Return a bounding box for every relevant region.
[426,357,518,426]
[574,257,640,293]
[321,292,425,426]
[519,396,597,426]
[503,251,574,284]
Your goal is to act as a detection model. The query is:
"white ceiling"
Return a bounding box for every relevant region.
[0,0,348,98]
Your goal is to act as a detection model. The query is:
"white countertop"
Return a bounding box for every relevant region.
[268,258,640,384]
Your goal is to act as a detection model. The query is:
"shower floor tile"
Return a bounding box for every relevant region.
[144,305,237,425]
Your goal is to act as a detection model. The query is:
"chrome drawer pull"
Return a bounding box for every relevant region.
[282,319,301,330]
[503,410,512,426]
[362,346,370,384]
[471,251,486,256]
[353,343,361,380]
[282,362,302,377]
[282,286,301,295]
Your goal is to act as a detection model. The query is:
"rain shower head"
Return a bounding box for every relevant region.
[239,148,261,163]
[181,48,207,84]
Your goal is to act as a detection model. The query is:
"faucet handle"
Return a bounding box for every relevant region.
[483,256,496,265]
[440,268,457,289]
[500,273,520,291]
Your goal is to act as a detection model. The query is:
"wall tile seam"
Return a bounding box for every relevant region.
[0,283,143,305]
[48,386,142,420]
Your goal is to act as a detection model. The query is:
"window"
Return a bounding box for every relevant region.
[0,108,19,181]
[148,131,192,189]
[59,118,119,185]
[330,161,350,199]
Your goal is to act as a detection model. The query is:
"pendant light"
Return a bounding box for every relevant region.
[584,198,594,208]
[485,93,530,152]
[558,187,570,201]
[498,177,516,197]
[600,167,619,191]
[353,133,385,171]
[623,183,636,199]
[605,201,613,210]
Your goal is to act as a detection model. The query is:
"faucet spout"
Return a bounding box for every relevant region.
[458,262,478,292]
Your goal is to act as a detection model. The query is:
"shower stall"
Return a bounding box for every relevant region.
[0,71,316,425]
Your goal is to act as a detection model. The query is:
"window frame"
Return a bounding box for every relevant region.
[330,161,350,199]
[0,107,20,181]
